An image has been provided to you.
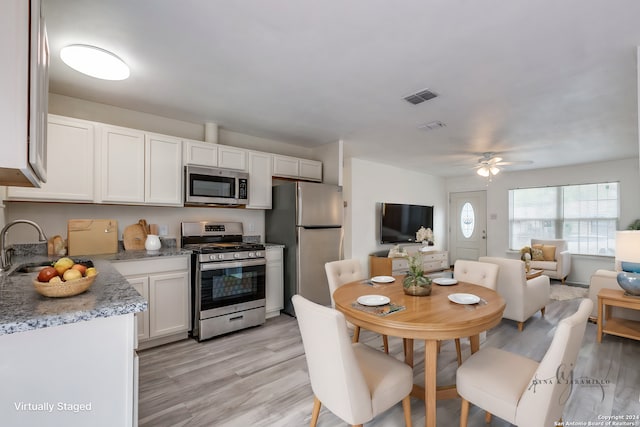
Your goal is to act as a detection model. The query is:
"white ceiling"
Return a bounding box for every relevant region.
[43,0,640,177]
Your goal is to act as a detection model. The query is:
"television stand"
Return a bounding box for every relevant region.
[369,250,449,277]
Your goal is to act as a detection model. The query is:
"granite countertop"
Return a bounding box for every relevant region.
[0,242,192,337]
[264,243,286,248]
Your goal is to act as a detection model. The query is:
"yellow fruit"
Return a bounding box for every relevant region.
[54,257,74,276]
[63,269,82,281]
[85,267,97,277]
[49,276,62,283]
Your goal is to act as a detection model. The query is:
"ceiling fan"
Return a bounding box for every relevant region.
[475,152,533,177]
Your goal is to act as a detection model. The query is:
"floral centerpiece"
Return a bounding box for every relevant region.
[416,226,434,246]
[403,252,432,296]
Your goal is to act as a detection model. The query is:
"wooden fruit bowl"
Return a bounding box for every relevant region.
[33,274,97,298]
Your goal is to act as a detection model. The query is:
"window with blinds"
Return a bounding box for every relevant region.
[508,182,619,256]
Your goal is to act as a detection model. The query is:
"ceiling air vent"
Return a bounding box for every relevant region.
[418,121,446,131]
[403,88,438,105]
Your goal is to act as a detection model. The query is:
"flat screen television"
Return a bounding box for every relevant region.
[380,202,434,244]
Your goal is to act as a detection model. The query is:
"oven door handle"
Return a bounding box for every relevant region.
[200,258,266,271]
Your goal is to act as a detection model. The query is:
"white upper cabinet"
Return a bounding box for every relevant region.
[99,126,183,206]
[246,151,272,209]
[99,125,146,204]
[0,0,48,187]
[145,133,183,206]
[7,115,95,202]
[273,155,322,182]
[182,139,217,167]
[218,146,247,171]
[182,140,247,171]
[299,159,323,182]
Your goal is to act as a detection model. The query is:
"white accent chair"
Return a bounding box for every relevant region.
[530,238,571,283]
[457,298,593,427]
[325,259,389,353]
[452,260,500,365]
[292,295,413,427]
[587,270,640,321]
[479,256,550,331]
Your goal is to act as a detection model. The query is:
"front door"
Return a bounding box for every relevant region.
[449,191,487,262]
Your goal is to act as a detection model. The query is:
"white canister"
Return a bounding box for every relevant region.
[145,234,161,251]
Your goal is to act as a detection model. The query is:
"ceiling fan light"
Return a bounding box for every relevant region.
[477,167,490,177]
[490,166,500,175]
[60,44,130,80]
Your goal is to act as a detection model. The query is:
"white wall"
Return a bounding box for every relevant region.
[344,157,447,275]
[3,202,264,246]
[446,158,640,285]
[311,140,341,185]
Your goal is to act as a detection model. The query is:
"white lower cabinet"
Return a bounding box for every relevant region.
[266,246,284,318]
[113,256,190,349]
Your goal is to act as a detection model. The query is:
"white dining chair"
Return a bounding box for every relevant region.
[457,298,593,427]
[325,259,389,353]
[292,294,413,427]
[452,259,500,365]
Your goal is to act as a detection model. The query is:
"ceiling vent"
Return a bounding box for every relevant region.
[403,88,438,105]
[418,121,446,131]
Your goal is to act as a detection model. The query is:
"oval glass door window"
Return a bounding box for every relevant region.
[460,202,475,238]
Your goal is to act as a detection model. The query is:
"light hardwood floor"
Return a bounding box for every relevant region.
[138,298,640,426]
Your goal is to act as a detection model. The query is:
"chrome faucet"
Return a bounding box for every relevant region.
[0,220,47,271]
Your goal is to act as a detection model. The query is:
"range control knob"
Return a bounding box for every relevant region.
[255,251,263,257]
[218,254,226,260]
[234,253,241,259]
[248,252,255,258]
[209,255,215,261]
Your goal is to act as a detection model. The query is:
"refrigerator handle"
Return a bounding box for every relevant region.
[339,227,344,260]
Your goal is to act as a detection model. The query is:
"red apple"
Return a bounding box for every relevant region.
[37,267,58,282]
[71,264,87,275]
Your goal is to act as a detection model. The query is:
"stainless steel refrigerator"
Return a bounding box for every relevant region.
[266,182,343,316]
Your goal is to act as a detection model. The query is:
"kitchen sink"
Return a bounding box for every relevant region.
[12,259,93,275]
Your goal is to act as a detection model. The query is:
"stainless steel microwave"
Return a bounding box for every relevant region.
[184,165,249,206]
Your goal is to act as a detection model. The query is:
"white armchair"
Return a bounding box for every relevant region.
[479,257,550,331]
[530,238,571,283]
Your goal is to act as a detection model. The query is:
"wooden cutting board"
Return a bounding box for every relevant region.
[123,221,148,251]
[68,219,118,256]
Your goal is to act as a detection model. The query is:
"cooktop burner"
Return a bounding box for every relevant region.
[184,242,265,254]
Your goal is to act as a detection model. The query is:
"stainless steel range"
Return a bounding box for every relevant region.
[181,221,266,341]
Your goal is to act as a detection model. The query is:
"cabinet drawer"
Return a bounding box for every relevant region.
[391,258,408,271]
[112,256,189,276]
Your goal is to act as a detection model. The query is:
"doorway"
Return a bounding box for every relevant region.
[449,191,487,263]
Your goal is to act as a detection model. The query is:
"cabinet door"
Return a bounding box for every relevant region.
[183,140,217,167]
[299,159,322,182]
[272,155,299,178]
[149,271,190,338]
[100,125,145,203]
[218,146,247,171]
[265,247,284,317]
[246,151,272,209]
[127,275,150,342]
[145,133,182,206]
[7,115,95,201]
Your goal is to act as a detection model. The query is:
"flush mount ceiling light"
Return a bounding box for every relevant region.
[60,45,130,80]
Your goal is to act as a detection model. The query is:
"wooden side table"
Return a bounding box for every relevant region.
[525,269,543,280]
[597,288,640,343]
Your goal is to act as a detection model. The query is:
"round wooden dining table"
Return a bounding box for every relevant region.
[333,276,506,427]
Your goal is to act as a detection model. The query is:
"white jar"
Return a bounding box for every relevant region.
[145,234,161,251]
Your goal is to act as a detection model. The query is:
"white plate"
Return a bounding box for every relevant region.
[433,278,458,286]
[371,276,395,283]
[357,295,391,306]
[448,293,480,305]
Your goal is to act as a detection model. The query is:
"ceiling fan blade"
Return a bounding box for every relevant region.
[495,160,534,166]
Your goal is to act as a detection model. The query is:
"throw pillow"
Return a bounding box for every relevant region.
[532,247,545,261]
[542,245,556,261]
[532,243,543,251]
